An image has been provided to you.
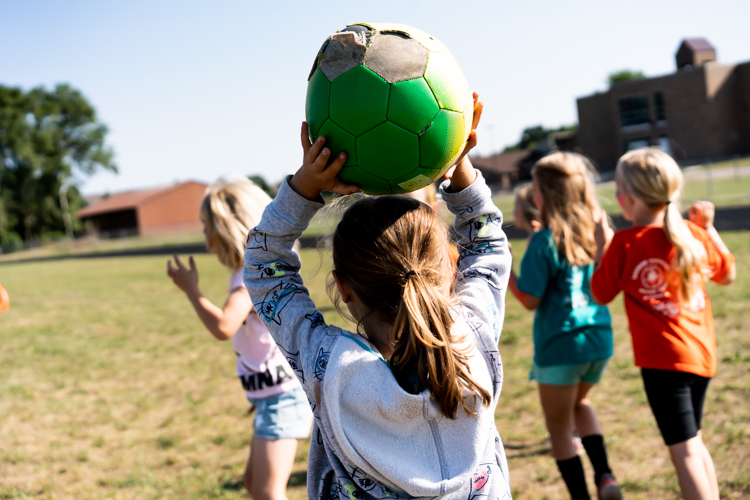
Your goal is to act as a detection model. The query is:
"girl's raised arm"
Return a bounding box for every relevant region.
[243,124,356,391]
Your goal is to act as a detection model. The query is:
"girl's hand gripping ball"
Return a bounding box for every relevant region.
[688,201,715,229]
[0,284,9,312]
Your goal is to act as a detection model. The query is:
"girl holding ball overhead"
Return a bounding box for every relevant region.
[591,148,735,500]
[244,94,515,500]
[167,177,312,500]
[508,152,620,500]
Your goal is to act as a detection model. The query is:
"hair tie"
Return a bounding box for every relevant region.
[666,200,672,206]
[405,270,419,278]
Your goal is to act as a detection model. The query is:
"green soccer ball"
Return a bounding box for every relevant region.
[305,23,473,195]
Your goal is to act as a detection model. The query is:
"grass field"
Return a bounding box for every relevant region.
[0,232,748,499]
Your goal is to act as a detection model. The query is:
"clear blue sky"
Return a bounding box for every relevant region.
[2,0,748,195]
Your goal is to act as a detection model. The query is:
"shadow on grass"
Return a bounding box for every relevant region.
[221,478,244,491]
[504,438,551,459]
[288,470,308,488]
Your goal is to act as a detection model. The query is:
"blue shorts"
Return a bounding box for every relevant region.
[247,385,313,440]
[530,358,610,386]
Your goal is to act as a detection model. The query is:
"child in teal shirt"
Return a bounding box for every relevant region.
[509,153,620,500]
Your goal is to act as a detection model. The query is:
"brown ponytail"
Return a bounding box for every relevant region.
[328,196,491,419]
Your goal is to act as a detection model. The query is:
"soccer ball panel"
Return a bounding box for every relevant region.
[338,166,392,195]
[314,120,357,167]
[306,68,331,138]
[363,32,428,83]
[390,167,437,194]
[405,27,452,54]
[330,66,389,137]
[353,22,411,34]
[357,122,419,180]
[318,32,367,82]
[424,52,470,113]
[419,109,464,170]
[387,78,439,134]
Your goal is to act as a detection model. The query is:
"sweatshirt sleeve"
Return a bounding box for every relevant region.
[440,171,512,344]
[243,177,336,392]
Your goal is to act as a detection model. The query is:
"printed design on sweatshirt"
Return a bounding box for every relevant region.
[306,311,326,328]
[468,214,502,242]
[253,260,298,278]
[463,267,502,290]
[257,282,303,325]
[453,204,475,216]
[468,463,493,500]
[337,480,364,500]
[347,468,401,499]
[247,231,268,251]
[277,344,305,383]
[488,303,501,342]
[460,242,494,259]
[314,347,330,381]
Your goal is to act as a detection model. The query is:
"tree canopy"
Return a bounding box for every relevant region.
[0,84,116,245]
[608,69,646,86]
[503,124,578,152]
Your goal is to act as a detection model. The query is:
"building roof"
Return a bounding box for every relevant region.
[77,182,206,218]
[682,38,715,52]
[471,150,531,174]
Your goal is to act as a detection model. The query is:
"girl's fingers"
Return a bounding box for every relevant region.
[188,256,196,272]
[471,99,484,131]
[300,122,312,154]
[331,179,360,195]
[173,254,185,270]
[313,147,331,170]
[324,152,347,176]
[307,136,326,167]
[442,165,457,179]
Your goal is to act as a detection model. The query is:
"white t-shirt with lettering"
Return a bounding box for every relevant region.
[229,271,301,399]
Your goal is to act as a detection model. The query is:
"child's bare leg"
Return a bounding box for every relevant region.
[538,383,579,459]
[669,435,717,500]
[244,436,298,500]
[573,381,602,437]
[697,432,719,500]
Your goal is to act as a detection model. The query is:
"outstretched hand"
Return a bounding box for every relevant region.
[593,208,614,266]
[167,254,199,296]
[289,123,360,201]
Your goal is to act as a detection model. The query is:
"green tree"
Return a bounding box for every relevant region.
[0,84,116,243]
[503,124,578,152]
[608,69,646,86]
[248,174,277,198]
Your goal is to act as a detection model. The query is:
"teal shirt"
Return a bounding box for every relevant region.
[517,228,613,366]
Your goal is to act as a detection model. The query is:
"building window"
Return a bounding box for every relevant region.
[654,92,666,122]
[657,136,671,156]
[619,95,650,127]
[624,138,650,153]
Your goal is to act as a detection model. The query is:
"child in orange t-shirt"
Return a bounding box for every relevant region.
[591,148,735,500]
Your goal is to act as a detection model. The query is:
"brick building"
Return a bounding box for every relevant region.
[77,181,208,238]
[576,38,750,170]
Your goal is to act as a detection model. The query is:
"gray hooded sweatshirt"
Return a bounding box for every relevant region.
[243,172,512,500]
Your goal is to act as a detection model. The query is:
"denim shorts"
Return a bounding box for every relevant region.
[247,385,313,440]
[530,358,610,386]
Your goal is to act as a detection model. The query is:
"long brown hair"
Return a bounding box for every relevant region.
[328,196,491,419]
[616,148,706,301]
[532,152,599,267]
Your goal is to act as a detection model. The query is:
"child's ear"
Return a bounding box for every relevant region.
[332,271,353,304]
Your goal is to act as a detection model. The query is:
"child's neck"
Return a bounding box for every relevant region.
[632,207,665,228]
[362,318,397,359]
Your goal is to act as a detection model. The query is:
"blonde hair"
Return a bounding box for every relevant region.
[514,183,540,229]
[200,177,273,271]
[532,152,599,267]
[616,148,706,301]
[327,196,491,419]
